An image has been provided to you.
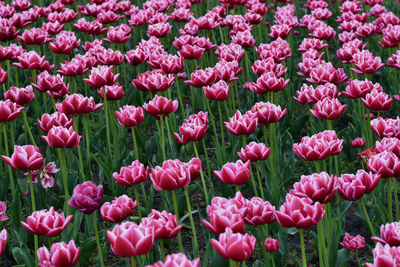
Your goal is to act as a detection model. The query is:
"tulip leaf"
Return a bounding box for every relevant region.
[210,251,229,267]
[11,246,34,267]
[78,237,97,266]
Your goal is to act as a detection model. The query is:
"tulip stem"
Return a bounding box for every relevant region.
[58,148,70,216]
[133,184,142,220]
[130,256,136,267]
[205,99,223,164]
[258,226,269,265]
[92,212,105,267]
[360,197,376,236]
[217,101,226,160]
[50,92,56,113]
[393,177,399,221]
[2,123,15,196]
[255,162,265,199]
[317,221,328,267]
[83,114,91,167]
[103,89,112,158]
[73,116,85,179]
[299,229,307,267]
[171,190,184,252]
[160,239,165,261]
[184,186,199,257]
[28,171,38,265]
[131,127,139,160]
[160,117,167,161]
[22,110,36,146]
[355,250,362,267]
[193,142,209,205]
[201,139,213,191]
[387,178,394,222]
[175,75,185,119]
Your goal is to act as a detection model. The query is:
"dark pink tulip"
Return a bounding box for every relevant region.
[351,50,384,74]
[21,207,73,237]
[238,142,271,162]
[125,49,146,66]
[0,66,7,85]
[150,159,191,191]
[97,11,121,24]
[106,221,154,257]
[351,137,366,148]
[97,83,124,101]
[185,68,216,88]
[83,65,119,88]
[214,160,251,186]
[309,25,336,40]
[58,58,88,77]
[372,222,400,246]
[306,63,347,85]
[143,95,178,120]
[42,21,64,35]
[0,99,24,122]
[104,24,131,43]
[275,194,325,229]
[179,44,205,60]
[147,22,172,38]
[370,117,400,139]
[113,160,149,186]
[224,111,258,136]
[100,195,136,223]
[42,126,81,149]
[232,30,257,47]
[149,253,200,267]
[202,204,246,234]
[336,170,381,201]
[252,58,287,78]
[361,89,393,111]
[68,181,103,214]
[376,138,400,157]
[294,84,317,104]
[173,111,209,145]
[13,51,54,71]
[32,71,66,93]
[210,228,256,262]
[256,38,292,63]
[341,79,374,99]
[0,229,6,256]
[203,80,230,101]
[37,112,73,133]
[0,201,8,221]
[264,238,280,253]
[251,102,287,125]
[365,243,400,267]
[340,233,365,251]
[160,54,184,74]
[290,172,337,203]
[298,38,328,52]
[215,43,245,62]
[37,240,80,267]
[141,209,183,239]
[132,70,175,92]
[245,197,276,226]
[1,145,43,171]
[97,49,124,66]
[186,157,202,181]
[4,85,34,105]
[310,97,347,120]
[115,105,144,127]
[252,72,289,94]
[214,59,242,82]
[56,94,104,115]
[367,151,400,178]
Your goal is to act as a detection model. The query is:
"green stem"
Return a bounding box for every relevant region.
[160,239,165,261]
[131,127,139,160]
[387,178,394,222]
[217,101,226,161]
[360,197,376,236]
[258,226,269,265]
[103,89,112,157]
[255,162,265,199]
[160,117,166,161]
[2,123,15,195]
[72,115,85,178]
[317,222,328,267]
[205,99,222,164]
[22,110,36,146]
[58,148,70,216]
[133,184,142,220]
[355,250,362,267]
[299,229,307,267]
[50,92,56,113]
[393,177,399,221]
[201,139,213,188]
[92,212,105,267]
[171,190,184,252]
[175,75,185,119]
[184,186,199,257]
[83,114,91,165]
[193,142,209,205]
[28,171,38,265]
[130,256,136,267]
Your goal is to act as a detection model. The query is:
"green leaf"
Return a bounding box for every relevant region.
[12,246,35,267]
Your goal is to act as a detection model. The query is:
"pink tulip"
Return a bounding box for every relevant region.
[113,160,149,186]
[264,238,280,253]
[42,126,81,149]
[214,160,251,185]
[143,95,178,120]
[37,240,80,267]
[149,253,200,267]
[336,170,381,201]
[367,151,400,178]
[1,145,43,171]
[290,172,337,203]
[100,195,136,223]
[141,209,183,239]
[150,159,191,191]
[238,142,271,162]
[245,197,276,226]
[340,233,365,251]
[68,181,103,214]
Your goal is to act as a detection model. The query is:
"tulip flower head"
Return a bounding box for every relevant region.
[68,181,103,214]
[340,233,366,251]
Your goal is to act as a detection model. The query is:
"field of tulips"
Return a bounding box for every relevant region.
[3,0,400,266]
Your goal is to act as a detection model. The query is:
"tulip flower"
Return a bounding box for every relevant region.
[4,85,35,105]
[245,197,276,226]
[351,137,366,148]
[370,117,400,139]
[37,240,80,267]
[210,228,256,262]
[224,111,258,136]
[21,207,73,237]
[143,95,178,120]
[37,112,73,133]
[0,229,6,257]
[173,111,209,145]
[310,97,347,121]
[214,160,251,186]
[149,253,200,267]
[1,145,43,171]
[202,204,246,234]
[365,243,400,267]
[100,195,136,223]
[265,238,280,253]
[340,233,366,252]
[290,172,337,203]
[83,65,119,88]
[0,99,24,123]
[372,222,400,247]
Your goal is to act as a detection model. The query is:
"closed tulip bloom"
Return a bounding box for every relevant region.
[203,80,230,101]
[104,24,131,43]
[376,138,400,156]
[100,195,136,223]
[275,194,325,229]
[351,137,366,148]
[97,83,124,101]
[125,49,146,66]
[225,111,258,136]
[186,157,202,181]
[361,89,393,111]
[351,50,384,74]
[370,117,400,139]
[37,240,80,267]
[185,68,216,88]
[106,221,154,257]
[4,85,34,105]
[252,58,287,78]
[13,51,54,71]
[173,111,209,144]
[214,59,242,82]
[202,205,246,234]
[97,49,124,66]
[21,207,73,237]
[56,94,103,115]
[336,170,381,201]
[142,209,183,239]
[310,97,347,120]
[294,84,317,104]
[113,160,149,186]
[150,159,191,191]
[1,145,43,171]
[264,238,280,253]
[251,101,287,125]
[340,233,366,251]
[0,229,6,256]
[365,243,400,267]
[0,99,24,122]
[160,54,184,74]
[367,151,400,178]
[68,181,103,214]
[214,160,251,185]
[83,65,119,88]
[0,201,8,221]
[149,253,200,267]
[372,222,400,246]
[143,95,178,120]
[115,105,144,127]
[210,228,256,262]
[238,142,271,162]
[245,197,276,226]
[290,172,337,203]
[42,126,81,149]
[37,112,73,133]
